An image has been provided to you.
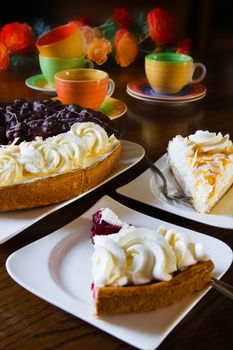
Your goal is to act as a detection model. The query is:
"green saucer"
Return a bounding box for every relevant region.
[25,74,56,94]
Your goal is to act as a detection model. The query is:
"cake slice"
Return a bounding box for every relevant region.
[167,130,233,213]
[91,208,214,315]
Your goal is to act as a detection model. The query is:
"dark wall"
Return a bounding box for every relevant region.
[1,0,232,51]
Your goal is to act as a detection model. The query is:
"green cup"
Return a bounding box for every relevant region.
[39,55,93,87]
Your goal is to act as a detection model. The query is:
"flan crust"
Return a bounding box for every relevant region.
[0,143,121,211]
[95,259,214,316]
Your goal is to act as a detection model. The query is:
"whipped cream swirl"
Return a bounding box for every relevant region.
[159,226,209,270]
[0,147,23,186]
[71,122,109,155]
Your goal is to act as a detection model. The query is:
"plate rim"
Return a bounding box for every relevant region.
[127,88,206,105]
[127,79,206,101]
[6,194,233,350]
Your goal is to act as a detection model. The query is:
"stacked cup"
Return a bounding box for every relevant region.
[36,22,93,88]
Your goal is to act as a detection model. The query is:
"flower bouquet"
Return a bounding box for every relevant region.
[0,7,191,71]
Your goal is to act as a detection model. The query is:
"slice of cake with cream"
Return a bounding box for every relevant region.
[91,208,214,316]
[167,130,233,213]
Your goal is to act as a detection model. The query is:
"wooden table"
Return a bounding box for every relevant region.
[0,52,233,350]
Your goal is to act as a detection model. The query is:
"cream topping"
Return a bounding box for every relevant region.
[92,225,177,287]
[189,130,232,153]
[160,226,209,270]
[0,122,120,187]
[92,209,209,287]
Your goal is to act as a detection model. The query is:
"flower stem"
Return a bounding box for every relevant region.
[138,33,150,45]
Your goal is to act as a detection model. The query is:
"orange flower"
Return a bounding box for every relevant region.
[147,8,175,46]
[0,41,10,70]
[1,22,35,53]
[86,37,112,65]
[114,29,138,67]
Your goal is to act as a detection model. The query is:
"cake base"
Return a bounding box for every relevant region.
[95,260,214,316]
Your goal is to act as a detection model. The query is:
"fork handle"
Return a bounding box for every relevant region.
[212,278,233,300]
[144,156,168,191]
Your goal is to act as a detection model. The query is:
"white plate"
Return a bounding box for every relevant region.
[6,195,232,350]
[117,154,233,229]
[0,140,144,244]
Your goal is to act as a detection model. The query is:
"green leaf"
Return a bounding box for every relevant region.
[133,11,148,39]
[96,18,117,41]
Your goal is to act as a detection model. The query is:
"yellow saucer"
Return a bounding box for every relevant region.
[52,96,127,120]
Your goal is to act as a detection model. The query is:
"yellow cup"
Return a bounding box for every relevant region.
[145,53,206,94]
[36,22,84,58]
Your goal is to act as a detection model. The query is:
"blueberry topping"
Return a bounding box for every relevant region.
[0,99,120,145]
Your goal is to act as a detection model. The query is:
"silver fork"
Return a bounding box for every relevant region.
[212,278,233,299]
[144,155,191,202]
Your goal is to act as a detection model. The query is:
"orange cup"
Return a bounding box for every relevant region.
[36,22,84,58]
[55,68,115,110]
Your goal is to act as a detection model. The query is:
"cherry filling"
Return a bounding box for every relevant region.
[0,99,120,145]
[90,209,122,242]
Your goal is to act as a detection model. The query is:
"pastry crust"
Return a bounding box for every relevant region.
[95,260,214,316]
[0,144,121,211]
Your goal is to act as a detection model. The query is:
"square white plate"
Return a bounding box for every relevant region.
[0,140,144,244]
[117,154,233,229]
[6,195,232,350]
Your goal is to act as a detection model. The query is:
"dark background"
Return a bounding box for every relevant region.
[1,0,233,53]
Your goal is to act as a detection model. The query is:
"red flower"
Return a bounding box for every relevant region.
[114,29,138,67]
[176,38,191,55]
[147,8,175,46]
[1,22,35,53]
[113,7,132,28]
[115,29,129,45]
[67,20,84,28]
[0,41,10,70]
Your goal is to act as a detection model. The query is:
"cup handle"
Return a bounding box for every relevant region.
[190,63,206,84]
[107,78,115,97]
[84,59,94,69]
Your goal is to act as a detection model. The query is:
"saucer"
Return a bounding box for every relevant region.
[52,96,127,120]
[127,78,206,102]
[99,97,127,119]
[127,87,206,106]
[25,74,56,94]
